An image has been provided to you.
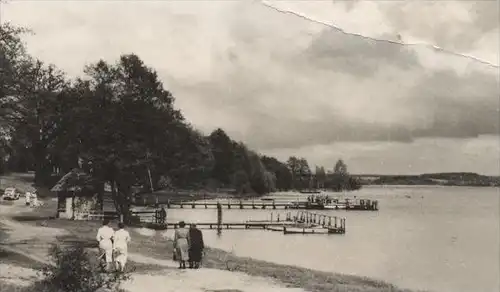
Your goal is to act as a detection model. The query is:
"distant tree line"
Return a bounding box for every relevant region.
[283,157,361,191]
[0,24,360,222]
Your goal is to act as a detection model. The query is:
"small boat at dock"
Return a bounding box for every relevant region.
[283,226,342,235]
[266,226,286,232]
[288,200,344,210]
[323,204,347,210]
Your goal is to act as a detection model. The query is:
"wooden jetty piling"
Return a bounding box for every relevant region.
[282,210,346,234]
[217,202,222,234]
[269,212,281,223]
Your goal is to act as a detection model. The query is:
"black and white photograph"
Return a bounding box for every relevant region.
[0,1,498,292]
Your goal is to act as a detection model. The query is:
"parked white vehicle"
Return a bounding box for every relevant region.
[2,187,20,200]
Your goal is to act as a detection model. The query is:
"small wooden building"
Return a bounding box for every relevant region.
[51,168,106,220]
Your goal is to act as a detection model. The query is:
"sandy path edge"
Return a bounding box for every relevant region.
[0,201,305,292]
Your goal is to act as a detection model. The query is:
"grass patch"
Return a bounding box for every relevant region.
[0,281,31,292]
[11,198,58,222]
[0,248,45,270]
[0,248,44,292]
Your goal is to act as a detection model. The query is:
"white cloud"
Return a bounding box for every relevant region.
[263,0,499,66]
[2,0,498,174]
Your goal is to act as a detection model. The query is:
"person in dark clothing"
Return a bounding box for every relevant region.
[159,207,166,225]
[188,224,204,269]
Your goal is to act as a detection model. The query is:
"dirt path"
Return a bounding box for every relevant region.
[125,253,306,292]
[0,200,305,292]
[0,200,66,264]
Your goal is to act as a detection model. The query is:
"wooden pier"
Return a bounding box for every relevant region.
[153,199,378,211]
[165,200,287,209]
[150,221,296,230]
[133,210,346,235]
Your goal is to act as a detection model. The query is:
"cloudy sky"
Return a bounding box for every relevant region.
[1,0,499,175]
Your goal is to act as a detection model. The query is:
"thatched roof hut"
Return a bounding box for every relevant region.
[52,168,103,220]
[50,168,95,193]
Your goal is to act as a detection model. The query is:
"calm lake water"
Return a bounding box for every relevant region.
[161,186,499,292]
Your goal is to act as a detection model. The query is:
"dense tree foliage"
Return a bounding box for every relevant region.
[286,156,311,189]
[0,23,360,221]
[328,159,362,191]
[261,156,293,190]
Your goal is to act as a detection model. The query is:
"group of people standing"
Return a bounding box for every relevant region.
[96,220,131,272]
[96,219,205,272]
[173,221,205,269]
[24,190,38,207]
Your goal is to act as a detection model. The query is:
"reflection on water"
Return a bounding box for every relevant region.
[162,186,499,292]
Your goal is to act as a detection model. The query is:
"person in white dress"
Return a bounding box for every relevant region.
[25,191,31,206]
[113,222,131,272]
[30,191,38,207]
[174,221,189,269]
[96,220,114,271]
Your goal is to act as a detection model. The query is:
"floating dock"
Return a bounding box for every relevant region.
[284,227,344,235]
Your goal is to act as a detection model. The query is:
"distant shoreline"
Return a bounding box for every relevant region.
[362,181,499,187]
[353,172,500,187]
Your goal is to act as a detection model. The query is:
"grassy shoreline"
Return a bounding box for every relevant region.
[9,212,414,292]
